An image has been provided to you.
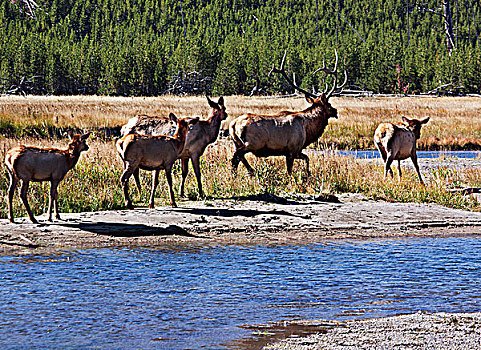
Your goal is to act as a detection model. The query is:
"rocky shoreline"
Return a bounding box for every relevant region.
[266,312,481,349]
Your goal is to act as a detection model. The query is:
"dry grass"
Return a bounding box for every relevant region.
[1,95,481,149]
[0,136,479,219]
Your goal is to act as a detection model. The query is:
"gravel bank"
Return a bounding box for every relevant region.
[267,312,481,350]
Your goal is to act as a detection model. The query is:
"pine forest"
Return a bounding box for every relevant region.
[1,0,481,96]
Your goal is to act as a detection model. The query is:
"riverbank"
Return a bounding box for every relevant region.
[2,193,481,255]
[266,312,481,349]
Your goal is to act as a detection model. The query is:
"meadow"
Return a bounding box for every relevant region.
[1,95,480,219]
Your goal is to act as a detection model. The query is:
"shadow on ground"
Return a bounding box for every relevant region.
[175,207,301,218]
[57,222,208,238]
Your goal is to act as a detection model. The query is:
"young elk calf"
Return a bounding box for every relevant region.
[120,96,227,198]
[374,116,430,184]
[5,133,91,223]
[116,114,199,209]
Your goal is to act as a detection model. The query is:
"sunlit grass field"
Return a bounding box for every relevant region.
[1,95,480,219]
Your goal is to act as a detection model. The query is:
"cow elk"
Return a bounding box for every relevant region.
[374,116,430,184]
[116,113,199,209]
[229,51,347,176]
[5,133,91,223]
[120,96,227,198]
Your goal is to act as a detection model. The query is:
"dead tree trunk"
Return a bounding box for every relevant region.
[443,0,455,54]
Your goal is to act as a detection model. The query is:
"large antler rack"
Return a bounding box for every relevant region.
[312,50,348,99]
[269,50,348,99]
[268,51,317,99]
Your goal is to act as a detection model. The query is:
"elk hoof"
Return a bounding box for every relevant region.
[149,204,155,209]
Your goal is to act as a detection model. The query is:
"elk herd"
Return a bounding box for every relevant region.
[5,52,431,223]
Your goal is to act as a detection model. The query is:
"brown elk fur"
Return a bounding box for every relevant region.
[116,114,199,209]
[120,96,227,198]
[5,133,91,223]
[229,94,337,175]
[374,116,430,184]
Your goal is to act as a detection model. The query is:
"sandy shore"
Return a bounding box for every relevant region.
[2,192,481,255]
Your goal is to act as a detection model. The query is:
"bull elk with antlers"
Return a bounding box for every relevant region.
[229,51,347,176]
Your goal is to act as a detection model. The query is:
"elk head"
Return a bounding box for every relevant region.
[207,95,228,121]
[68,132,91,154]
[401,116,430,139]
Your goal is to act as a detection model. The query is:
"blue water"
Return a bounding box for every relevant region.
[332,150,481,159]
[1,237,481,349]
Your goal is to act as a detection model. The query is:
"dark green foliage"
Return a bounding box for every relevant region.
[1,0,480,96]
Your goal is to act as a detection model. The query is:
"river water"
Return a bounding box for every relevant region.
[331,150,481,159]
[1,236,481,349]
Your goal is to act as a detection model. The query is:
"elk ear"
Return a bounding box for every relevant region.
[421,117,430,124]
[65,129,74,140]
[207,96,219,109]
[80,132,91,141]
[305,94,315,105]
[217,96,224,106]
[401,116,410,123]
[168,113,178,123]
[188,117,199,125]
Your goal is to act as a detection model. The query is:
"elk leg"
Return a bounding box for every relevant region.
[180,157,189,198]
[376,143,387,162]
[133,168,142,194]
[191,155,204,198]
[411,153,424,185]
[397,160,402,180]
[165,166,177,208]
[384,154,395,178]
[232,149,254,176]
[296,153,311,177]
[53,193,60,220]
[20,180,37,224]
[149,170,160,209]
[231,150,242,173]
[286,156,295,175]
[120,166,134,209]
[48,180,60,221]
[7,170,17,223]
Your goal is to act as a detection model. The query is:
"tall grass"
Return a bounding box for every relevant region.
[1,137,478,219]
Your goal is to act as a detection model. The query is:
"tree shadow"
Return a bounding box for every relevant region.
[57,222,208,239]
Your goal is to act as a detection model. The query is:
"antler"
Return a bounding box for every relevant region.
[313,49,348,99]
[268,51,318,99]
[269,50,347,99]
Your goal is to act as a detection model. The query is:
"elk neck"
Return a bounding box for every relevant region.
[172,125,189,151]
[302,105,331,147]
[203,112,223,141]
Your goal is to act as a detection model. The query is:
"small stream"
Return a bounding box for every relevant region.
[1,236,481,349]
